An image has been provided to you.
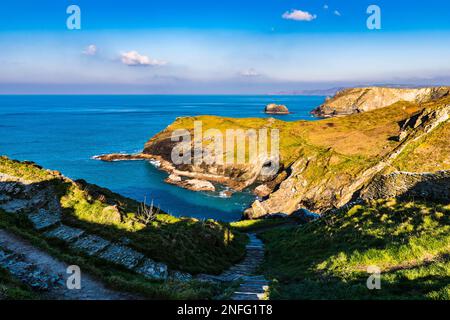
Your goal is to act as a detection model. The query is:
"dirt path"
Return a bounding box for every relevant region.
[0,229,135,300]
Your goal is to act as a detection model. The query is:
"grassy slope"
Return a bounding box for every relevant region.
[391,121,450,172]
[155,101,420,167]
[0,156,247,299]
[260,199,450,300]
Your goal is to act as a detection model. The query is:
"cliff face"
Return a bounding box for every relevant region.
[312,86,450,117]
[246,100,449,218]
[98,89,450,219]
[141,116,281,191]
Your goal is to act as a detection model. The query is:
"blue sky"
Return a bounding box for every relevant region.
[1,0,450,93]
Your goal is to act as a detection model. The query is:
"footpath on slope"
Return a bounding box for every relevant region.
[0,228,136,300]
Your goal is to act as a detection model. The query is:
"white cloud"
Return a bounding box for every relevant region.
[120,51,167,67]
[83,44,97,56]
[239,68,260,77]
[282,9,317,22]
[323,5,329,10]
[334,10,341,16]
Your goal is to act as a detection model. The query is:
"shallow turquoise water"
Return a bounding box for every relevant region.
[0,95,324,222]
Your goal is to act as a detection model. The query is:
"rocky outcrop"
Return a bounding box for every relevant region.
[95,91,450,220]
[93,153,155,162]
[361,171,450,202]
[312,86,450,117]
[245,102,450,219]
[165,175,216,192]
[265,104,289,115]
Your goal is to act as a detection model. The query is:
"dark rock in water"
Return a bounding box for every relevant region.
[264,104,289,115]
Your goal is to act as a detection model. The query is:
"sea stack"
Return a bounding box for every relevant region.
[264,103,289,115]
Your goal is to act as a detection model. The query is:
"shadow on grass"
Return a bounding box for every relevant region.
[0,178,247,276]
[261,199,450,299]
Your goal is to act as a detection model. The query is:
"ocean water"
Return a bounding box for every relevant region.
[0,95,324,222]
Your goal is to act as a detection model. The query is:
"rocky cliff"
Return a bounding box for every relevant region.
[97,91,450,219]
[312,86,450,117]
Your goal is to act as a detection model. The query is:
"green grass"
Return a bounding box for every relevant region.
[260,199,450,300]
[0,156,249,299]
[0,208,226,300]
[230,218,299,233]
[0,156,247,275]
[391,121,450,173]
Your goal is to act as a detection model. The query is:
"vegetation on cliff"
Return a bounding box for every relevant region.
[142,94,449,218]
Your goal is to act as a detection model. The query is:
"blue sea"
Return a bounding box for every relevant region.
[0,95,324,222]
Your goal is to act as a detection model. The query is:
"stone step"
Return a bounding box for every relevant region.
[44,224,85,242]
[239,282,269,288]
[231,293,260,301]
[242,275,267,280]
[238,285,269,293]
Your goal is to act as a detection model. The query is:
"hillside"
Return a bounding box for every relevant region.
[0,156,247,299]
[97,92,449,219]
[259,198,450,299]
